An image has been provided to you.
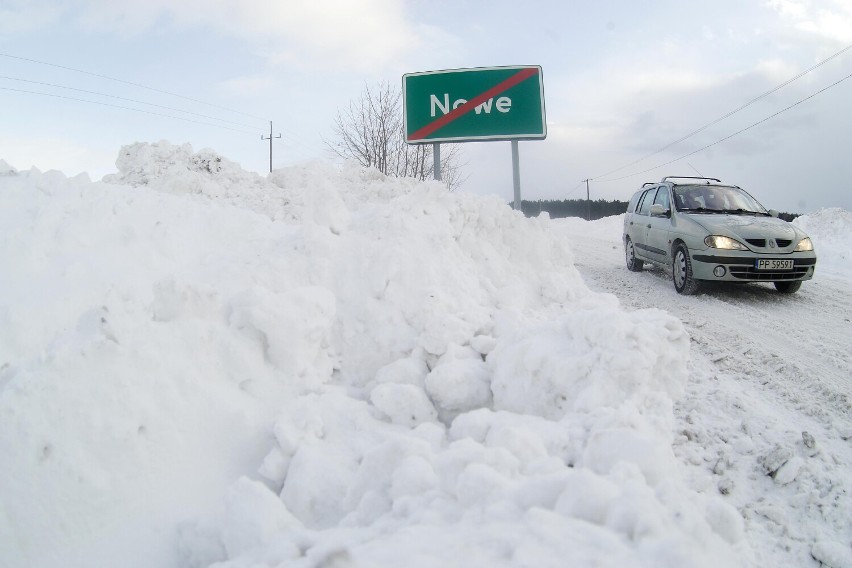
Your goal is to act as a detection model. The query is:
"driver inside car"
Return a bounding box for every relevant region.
[682,191,703,209]
[703,191,724,210]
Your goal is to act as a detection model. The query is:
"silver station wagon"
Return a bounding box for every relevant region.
[623,176,817,295]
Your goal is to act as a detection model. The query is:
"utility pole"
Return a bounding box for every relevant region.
[584,178,591,221]
[261,121,281,173]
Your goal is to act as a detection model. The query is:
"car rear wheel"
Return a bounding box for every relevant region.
[673,244,700,295]
[625,237,644,272]
[774,280,802,294]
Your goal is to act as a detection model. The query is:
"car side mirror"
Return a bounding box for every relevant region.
[768,209,780,218]
[650,204,670,217]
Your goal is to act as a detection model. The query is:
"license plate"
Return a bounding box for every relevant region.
[755,259,794,270]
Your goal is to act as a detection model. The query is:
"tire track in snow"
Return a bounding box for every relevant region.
[554,217,851,567]
[561,224,851,426]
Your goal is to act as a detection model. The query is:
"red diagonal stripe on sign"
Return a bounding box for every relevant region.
[409,67,539,141]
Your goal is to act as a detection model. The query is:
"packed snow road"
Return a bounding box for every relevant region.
[554,214,852,568]
[554,215,851,423]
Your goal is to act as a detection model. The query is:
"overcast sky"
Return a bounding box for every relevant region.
[2,0,851,213]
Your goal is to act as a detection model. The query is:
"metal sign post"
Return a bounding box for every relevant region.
[433,142,441,181]
[511,140,521,210]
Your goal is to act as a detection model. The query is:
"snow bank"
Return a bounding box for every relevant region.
[2,142,748,567]
[794,208,852,280]
[0,158,17,175]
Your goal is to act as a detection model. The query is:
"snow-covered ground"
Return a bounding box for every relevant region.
[552,211,852,568]
[0,143,849,568]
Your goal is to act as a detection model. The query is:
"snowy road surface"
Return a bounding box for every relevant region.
[555,214,850,417]
[554,214,851,568]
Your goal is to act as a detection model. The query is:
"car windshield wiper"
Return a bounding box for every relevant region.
[719,208,768,216]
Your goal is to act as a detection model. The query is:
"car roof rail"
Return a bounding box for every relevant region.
[641,182,656,187]
[661,176,721,183]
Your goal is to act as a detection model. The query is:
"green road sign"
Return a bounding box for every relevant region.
[403,66,546,144]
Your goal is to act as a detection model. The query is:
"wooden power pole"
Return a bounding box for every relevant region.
[261,121,281,172]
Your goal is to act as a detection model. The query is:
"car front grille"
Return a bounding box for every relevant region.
[729,266,810,280]
[745,238,794,249]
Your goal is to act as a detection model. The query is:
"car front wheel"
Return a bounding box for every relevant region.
[673,244,700,295]
[774,280,802,294]
[625,237,644,272]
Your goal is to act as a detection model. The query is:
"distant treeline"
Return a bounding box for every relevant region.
[519,198,800,222]
[520,199,628,221]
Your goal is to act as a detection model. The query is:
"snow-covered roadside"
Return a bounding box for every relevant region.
[552,213,852,568]
[1,144,849,568]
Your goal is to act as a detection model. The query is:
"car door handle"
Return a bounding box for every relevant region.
[646,224,652,228]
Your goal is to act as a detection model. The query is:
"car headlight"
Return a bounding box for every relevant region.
[795,237,814,252]
[704,235,748,250]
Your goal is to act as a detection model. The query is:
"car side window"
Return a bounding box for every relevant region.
[638,188,657,215]
[653,186,670,210]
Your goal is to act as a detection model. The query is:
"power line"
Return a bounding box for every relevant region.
[564,180,585,197]
[0,75,263,130]
[0,85,257,134]
[275,136,319,160]
[0,51,266,122]
[273,126,332,158]
[275,129,306,149]
[594,68,852,183]
[590,43,852,181]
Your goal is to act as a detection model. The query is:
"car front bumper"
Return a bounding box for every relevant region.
[691,251,817,282]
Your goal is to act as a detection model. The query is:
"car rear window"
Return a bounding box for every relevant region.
[627,192,642,213]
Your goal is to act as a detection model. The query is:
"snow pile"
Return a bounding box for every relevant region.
[794,207,852,280]
[3,142,748,568]
[104,141,294,221]
[0,158,18,175]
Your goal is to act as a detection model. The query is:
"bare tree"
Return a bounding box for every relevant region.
[327,81,465,191]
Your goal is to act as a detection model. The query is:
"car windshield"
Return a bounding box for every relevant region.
[673,185,768,214]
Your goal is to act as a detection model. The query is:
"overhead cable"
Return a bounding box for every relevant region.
[0,51,267,122]
[595,68,852,183]
[0,75,263,130]
[0,86,256,134]
[590,43,852,181]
